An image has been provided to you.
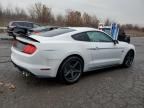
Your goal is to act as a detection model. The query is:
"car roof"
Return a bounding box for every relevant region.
[66,27,101,32]
[34,27,101,37]
[29,27,112,41]
[10,21,34,24]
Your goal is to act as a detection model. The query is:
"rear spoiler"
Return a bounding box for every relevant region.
[13,26,32,35]
[14,32,40,43]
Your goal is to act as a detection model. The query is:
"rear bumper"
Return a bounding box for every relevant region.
[11,60,35,76]
[11,55,58,78]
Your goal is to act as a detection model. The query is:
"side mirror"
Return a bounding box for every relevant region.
[113,40,119,44]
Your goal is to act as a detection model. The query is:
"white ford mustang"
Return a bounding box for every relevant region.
[11,27,135,84]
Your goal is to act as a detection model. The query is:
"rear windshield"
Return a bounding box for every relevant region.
[38,28,76,37]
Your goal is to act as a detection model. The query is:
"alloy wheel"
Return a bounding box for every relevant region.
[124,51,134,67]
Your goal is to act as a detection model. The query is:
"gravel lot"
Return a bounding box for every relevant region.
[0,36,144,108]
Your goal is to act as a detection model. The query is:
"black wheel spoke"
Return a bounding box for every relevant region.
[64,70,71,77]
[124,51,134,67]
[72,69,81,73]
[125,60,129,65]
[62,58,82,82]
[72,61,79,68]
[70,71,74,79]
[128,56,133,65]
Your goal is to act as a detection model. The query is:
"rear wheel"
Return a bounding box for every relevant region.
[57,56,83,84]
[123,50,134,68]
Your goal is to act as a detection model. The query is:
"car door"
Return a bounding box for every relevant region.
[87,31,124,68]
[72,32,95,70]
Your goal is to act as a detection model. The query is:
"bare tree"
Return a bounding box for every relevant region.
[0,1,143,32]
[90,15,99,28]
[29,2,54,24]
[0,3,3,18]
[65,10,83,26]
[4,7,13,17]
[82,12,91,26]
[104,18,111,26]
[82,12,99,28]
[56,14,65,26]
[14,7,27,19]
[141,27,144,32]
[133,25,140,31]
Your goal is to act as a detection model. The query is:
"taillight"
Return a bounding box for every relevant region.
[23,44,37,54]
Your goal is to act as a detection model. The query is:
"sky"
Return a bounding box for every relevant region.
[1,0,144,26]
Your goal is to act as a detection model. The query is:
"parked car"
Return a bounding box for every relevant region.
[7,21,40,38]
[118,28,130,43]
[12,26,59,38]
[28,26,59,35]
[11,27,135,84]
[100,26,130,43]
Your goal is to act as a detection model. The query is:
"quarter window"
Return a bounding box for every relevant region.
[72,32,90,41]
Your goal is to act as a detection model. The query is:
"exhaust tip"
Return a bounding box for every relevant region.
[22,71,31,77]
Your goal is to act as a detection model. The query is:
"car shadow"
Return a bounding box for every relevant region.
[82,65,125,78]
[22,76,63,87]
[22,65,127,87]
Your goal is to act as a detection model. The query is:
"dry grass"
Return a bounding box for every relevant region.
[125,30,144,37]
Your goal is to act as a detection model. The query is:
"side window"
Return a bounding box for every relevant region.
[33,24,40,28]
[87,31,113,42]
[87,32,99,42]
[11,22,17,26]
[18,22,25,26]
[72,32,90,42]
[25,23,33,28]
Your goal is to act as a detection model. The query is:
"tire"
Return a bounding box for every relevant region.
[123,50,134,68]
[57,56,83,84]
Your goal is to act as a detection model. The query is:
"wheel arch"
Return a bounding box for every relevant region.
[56,54,85,77]
[122,49,135,64]
[126,49,135,57]
[129,49,135,55]
[65,54,84,65]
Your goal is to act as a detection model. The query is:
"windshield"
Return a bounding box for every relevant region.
[102,28,111,36]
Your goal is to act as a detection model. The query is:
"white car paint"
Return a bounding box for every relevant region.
[11,27,135,77]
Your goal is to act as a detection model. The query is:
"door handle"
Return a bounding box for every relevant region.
[87,47,99,50]
[87,48,97,50]
[96,47,99,50]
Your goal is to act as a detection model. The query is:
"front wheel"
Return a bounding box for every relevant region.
[57,56,83,84]
[123,50,134,68]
